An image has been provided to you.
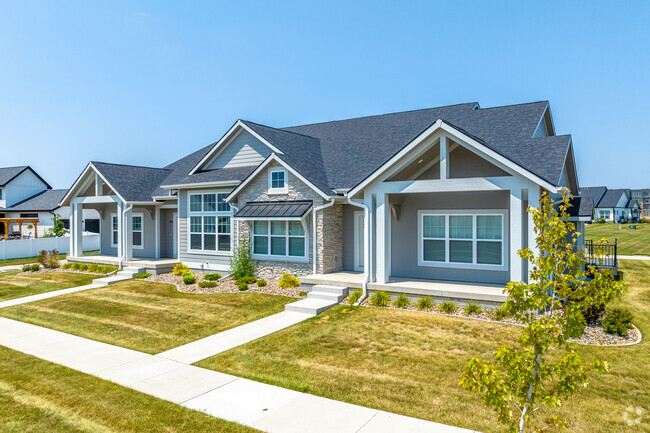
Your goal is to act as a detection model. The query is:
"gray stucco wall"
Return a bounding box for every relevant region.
[342,204,356,271]
[390,191,510,284]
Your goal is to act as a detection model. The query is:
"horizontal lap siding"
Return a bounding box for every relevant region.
[205,130,271,169]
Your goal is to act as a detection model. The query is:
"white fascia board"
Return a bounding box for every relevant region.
[161,180,241,189]
[348,119,558,197]
[188,120,284,176]
[225,154,330,202]
[60,163,127,206]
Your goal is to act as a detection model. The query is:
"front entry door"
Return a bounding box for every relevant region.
[354,211,364,271]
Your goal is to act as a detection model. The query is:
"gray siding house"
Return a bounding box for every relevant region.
[61,101,589,301]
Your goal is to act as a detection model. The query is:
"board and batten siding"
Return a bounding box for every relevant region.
[4,169,48,208]
[204,130,271,170]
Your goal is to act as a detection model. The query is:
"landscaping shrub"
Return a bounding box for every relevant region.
[173,263,189,276]
[22,264,39,272]
[203,273,222,281]
[37,250,48,266]
[62,262,116,274]
[256,279,267,287]
[198,281,217,288]
[603,308,633,336]
[464,302,482,315]
[134,273,151,279]
[417,296,434,310]
[229,239,256,280]
[491,307,508,321]
[393,293,411,308]
[62,263,72,269]
[237,276,257,285]
[45,249,60,268]
[440,301,458,314]
[347,289,362,305]
[278,273,300,288]
[369,291,390,307]
[238,280,249,291]
[182,271,196,285]
[299,291,308,297]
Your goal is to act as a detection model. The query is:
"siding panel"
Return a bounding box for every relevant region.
[205,130,271,170]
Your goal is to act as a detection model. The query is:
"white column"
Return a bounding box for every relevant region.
[376,193,390,284]
[527,186,540,283]
[124,208,133,261]
[155,207,161,259]
[69,203,76,257]
[364,191,374,283]
[116,202,123,260]
[509,189,523,282]
[439,135,448,180]
[73,202,83,257]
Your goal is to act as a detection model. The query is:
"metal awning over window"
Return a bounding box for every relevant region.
[234,200,312,220]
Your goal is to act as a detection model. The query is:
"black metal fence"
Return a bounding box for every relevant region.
[585,239,617,269]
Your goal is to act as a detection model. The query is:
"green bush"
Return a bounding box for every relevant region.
[37,250,48,266]
[134,273,151,279]
[203,273,222,281]
[237,276,257,285]
[22,264,40,272]
[369,291,390,307]
[464,302,482,315]
[173,263,189,276]
[62,263,72,269]
[440,301,458,314]
[393,293,411,308]
[238,280,249,291]
[182,271,196,285]
[417,296,434,310]
[299,291,308,297]
[198,281,217,288]
[602,308,633,336]
[229,239,256,280]
[492,306,508,321]
[61,262,116,274]
[256,279,267,287]
[347,289,362,305]
[278,273,300,288]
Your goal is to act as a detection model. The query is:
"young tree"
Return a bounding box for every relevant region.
[460,189,625,432]
[43,214,68,237]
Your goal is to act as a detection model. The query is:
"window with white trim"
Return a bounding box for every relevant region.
[268,168,288,194]
[112,215,118,246]
[598,210,610,219]
[110,214,144,248]
[188,192,231,253]
[252,220,306,260]
[419,210,506,269]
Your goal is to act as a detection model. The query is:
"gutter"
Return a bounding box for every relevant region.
[119,203,133,270]
[346,194,370,305]
[312,198,336,275]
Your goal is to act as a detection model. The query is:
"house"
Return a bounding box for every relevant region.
[581,187,638,222]
[631,188,650,219]
[0,166,99,238]
[61,101,587,303]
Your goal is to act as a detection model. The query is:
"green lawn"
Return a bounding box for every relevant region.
[0,271,96,302]
[197,260,649,433]
[585,223,650,256]
[0,346,257,433]
[0,250,99,267]
[0,280,294,354]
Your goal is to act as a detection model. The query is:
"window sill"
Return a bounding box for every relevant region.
[417,260,507,272]
[252,254,309,264]
[187,249,232,256]
[267,189,289,195]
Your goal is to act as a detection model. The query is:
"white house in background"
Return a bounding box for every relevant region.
[580,186,639,222]
[61,101,590,304]
[0,166,99,238]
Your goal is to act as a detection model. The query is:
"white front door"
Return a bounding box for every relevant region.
[354,211,364,271]
[172,212,178,259]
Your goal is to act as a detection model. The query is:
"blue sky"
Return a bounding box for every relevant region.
[1,1,648,189]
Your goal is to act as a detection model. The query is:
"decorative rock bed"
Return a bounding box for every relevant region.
[144,272,304,298]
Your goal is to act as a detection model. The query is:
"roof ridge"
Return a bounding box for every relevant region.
[473,100,548,111]
[91,161,171,171]
[242,119,319,140]
[0,165,28,170]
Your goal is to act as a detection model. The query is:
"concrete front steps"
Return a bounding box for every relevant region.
[285,285,348,315]
[93,266,144,287]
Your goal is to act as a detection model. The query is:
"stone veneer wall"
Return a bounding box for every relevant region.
[234,161,343,279]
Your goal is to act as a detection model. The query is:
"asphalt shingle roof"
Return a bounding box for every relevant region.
[579,186,607,207]
[567,196,594,218]
[597,188,629,208]
[92,162,172,202]
[0,166,51,188]
[2,189,67,212]
[235,200,313,218]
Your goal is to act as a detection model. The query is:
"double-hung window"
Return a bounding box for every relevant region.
[419,210,507,270]
[268,168,288,194]
[252,220,307,260]
[110,213,144,248]
[188,192,231,253]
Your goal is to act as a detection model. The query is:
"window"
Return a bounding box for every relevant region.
[268,168,288,194]
[112,215,118,246]
[599,210,611,219]
[419,210,506,270]
[19,213,38,218]
[188,192,231,253]
[252,220,307,260]
[110,214,144,248]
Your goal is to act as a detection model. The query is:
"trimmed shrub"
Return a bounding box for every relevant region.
[347,289,362,305]
[37,250,48,266]
[182,271,196,285]
[173,263,189,276]
[229,239,256,280]
[464,302,482,315]
[603,308,633,336]
[203,273,222,281]
[237,276,257,285]
[238,280,249,291]
[134,273,151,279]
[369,291,390,307]
[492,306,508,321]
[256,279,267,287]
[417,296,434,310]
[45,249,60,268]
[198,281,217,288]
[440,301,458,314]
[393,293,411,308]
[22,264,39,272]
[299,291,308,297]
[62,263,72,269]
[278,273,300,288]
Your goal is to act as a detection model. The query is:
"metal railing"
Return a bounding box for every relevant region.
[585,239,617,269]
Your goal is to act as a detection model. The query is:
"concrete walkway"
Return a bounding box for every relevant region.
[619,255,650,261]
[0,264,23,273]
[0,283,102,308]
[0,316,478,432]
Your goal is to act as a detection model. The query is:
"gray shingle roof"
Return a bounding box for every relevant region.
[92,162,172,202]
[235,200,312,218]
[0,166,51,188]
[597,188,629,208]
[2,189,67,212]
[567,196,594,218]
[579,186,607,207]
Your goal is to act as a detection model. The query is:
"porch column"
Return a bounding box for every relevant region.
[364,191,374,283]
[376,192,390,284]
[154,206,161,259]
[72,202,83,257]
[116,202,124,260]
[509,189,524,282]
[124,208,133,261]
[527,186,541,283]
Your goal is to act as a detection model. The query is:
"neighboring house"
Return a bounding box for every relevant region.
[582,187,638,222]
[631,188,650,219]
[0,166,99,238]
[61,101,587,301]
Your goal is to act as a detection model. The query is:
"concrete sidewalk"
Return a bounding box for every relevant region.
[0,283,102,309]
[619,255,650,261]
[0,316,479,433]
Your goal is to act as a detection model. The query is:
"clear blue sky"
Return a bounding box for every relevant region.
[1,1,648,189]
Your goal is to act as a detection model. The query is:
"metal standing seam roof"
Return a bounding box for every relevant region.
[234,201,313,218]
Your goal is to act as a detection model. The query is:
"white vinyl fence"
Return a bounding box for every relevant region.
[0,234,100,261]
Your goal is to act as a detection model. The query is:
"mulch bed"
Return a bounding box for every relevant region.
[144,272,304,298]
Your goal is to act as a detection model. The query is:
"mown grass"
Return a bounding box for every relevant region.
[0,271,96,302]
[0,250,99,267]
[0,280,294,354]
[0,346,257,433]
[585,223,650,256]
[197,260,650,433]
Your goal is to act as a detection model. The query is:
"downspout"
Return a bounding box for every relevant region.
[346,194,370,305]
[312,197,336,275]
[230,202,239,251]
[119,203,133,270]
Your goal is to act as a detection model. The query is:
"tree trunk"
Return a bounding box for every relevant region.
[519,352,542,433]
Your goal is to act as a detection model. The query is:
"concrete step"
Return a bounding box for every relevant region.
[285,298,338,315]
[310,285,348,296]
[307,291,346,302]
[92,275,132,287]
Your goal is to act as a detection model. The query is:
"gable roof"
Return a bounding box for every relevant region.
[597,188,629,208]
[579,186,607,207]
[0,166,52,189]
[567,196,594,218]
[2,189,67,212]
[91,162,172,202]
